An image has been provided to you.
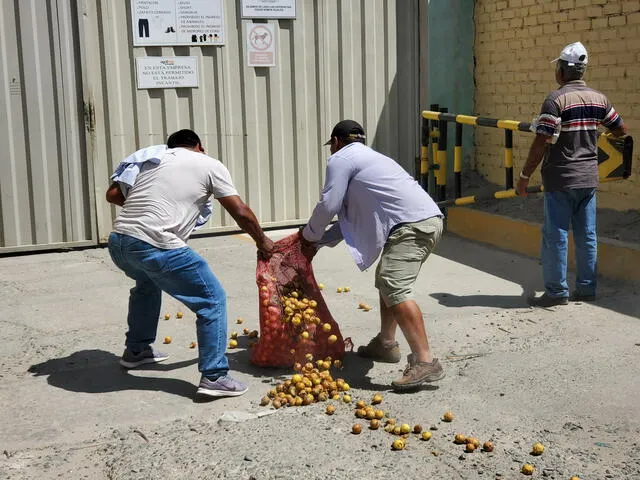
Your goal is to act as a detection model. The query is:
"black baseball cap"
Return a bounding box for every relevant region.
[323,119,366,145]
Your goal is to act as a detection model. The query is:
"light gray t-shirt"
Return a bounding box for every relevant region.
[113,147,238,249]
[302,142,443,271]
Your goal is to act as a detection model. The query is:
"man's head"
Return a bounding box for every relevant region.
[552,42,588,85]
[324,120,366,155]
[167,129,204,152]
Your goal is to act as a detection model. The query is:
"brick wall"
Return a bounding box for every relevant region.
[474,0,640,210]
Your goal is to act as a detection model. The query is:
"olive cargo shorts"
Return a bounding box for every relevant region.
[375,216,444,307]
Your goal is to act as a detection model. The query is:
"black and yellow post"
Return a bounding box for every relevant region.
[437,107,448,201]
[429,103,439,196]
[420,116,429,190]
[504,129,514,189]
[454,123,463,198]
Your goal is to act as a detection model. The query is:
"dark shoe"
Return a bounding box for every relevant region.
[570,291,596,302]
[527,293,568,307]
[357,334,401,363]
[120,346,169,369]
[391,354,445,391]
[197,375,248,398]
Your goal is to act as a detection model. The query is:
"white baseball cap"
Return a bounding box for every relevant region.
[552,42,588,66]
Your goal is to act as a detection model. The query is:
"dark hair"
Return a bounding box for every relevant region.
[167,129,201,148]
[340,135,365,145]
[557,60,585,81]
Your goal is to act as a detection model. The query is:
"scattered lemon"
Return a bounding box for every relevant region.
[328,335,338,344]
[230,332,238,339]
[400,424,411,435]
[413,424,423,434]
[164,314,171,320]
[325,405,336,415]
[322,323,332,332]
[443,411,454,422]
[337,287,343,293]
[482,441,494,452]
[343,394,351,403]
[391,439,406,450]
[371,393,383,404]
[260,396,270,406]
[344,287,351,292]
[163,336,172,344]
[318,283,325,290]
[243,328,250,335]
[228,339,238,348]
[465,443,476,453]
[531,442,544,456]
[352,424,362,434]
[370,419,380,430]
[454,433,467,444]
[301,331,310,340]
[421,431,432,441]
[521,464,534,475]
[176,312,183,319]
[189,341,197,349]
[236,317,244,324]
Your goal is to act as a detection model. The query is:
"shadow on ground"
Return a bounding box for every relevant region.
[435,233,640,319]
[430,291,528,309]
[28,349,198,400]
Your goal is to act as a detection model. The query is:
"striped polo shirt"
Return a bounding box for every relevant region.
[536,80,622,192]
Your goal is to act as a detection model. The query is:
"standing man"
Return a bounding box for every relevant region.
[106,129,274,398]
[300,120,445,391]
[518,42,626,307]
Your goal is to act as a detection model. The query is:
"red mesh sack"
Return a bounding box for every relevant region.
[250,232,345,367]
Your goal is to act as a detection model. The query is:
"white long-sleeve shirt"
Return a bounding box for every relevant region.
[302,142,442,271]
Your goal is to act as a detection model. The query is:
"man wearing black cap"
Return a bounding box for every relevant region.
[300,120,445,391]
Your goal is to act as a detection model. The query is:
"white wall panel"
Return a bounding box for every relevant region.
[0,0,93,253]
[0,0,421,253]
[85,0,421,242]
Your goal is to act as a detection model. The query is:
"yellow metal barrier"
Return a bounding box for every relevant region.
[419,109,633,205]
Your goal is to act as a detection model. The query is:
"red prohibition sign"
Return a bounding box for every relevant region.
[249,25,272,51]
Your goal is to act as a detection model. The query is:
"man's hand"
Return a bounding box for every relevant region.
[106,182,125,206]
[517,177,530,197]
[257,236,275,260]
[299,227,318,261]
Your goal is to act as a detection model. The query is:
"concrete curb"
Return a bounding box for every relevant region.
[446,207,640,283]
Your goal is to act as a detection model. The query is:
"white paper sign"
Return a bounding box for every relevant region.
[132,0,224,46]
[247,24,276,67]
[241,0,296,18]
[136,56,199,89]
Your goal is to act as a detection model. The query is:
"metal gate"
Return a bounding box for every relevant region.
[0,0,424,253]
[0,0,94,254]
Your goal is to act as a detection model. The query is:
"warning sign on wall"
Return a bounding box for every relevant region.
[247,23,276,67]
[131,0,225,46]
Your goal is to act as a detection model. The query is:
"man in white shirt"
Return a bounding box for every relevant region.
[106,129,273,398]
[301,120,445,391]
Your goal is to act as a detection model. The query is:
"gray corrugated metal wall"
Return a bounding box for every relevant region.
[0,0,94,253]
[0,0,422,253]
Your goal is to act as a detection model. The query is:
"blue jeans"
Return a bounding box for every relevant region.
[541,188,597,298]
[107,233,229,378]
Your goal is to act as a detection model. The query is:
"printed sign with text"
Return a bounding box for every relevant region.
[136,56,199,89]
[132,0,224,46]
[241,0,296,19]
[247,23,276,67]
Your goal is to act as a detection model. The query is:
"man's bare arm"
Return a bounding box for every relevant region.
[217,195,274,257]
